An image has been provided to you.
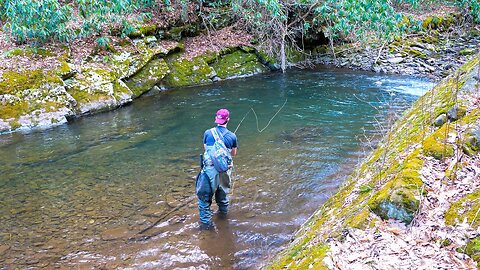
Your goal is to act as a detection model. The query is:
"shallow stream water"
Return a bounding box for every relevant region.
[0,68,433,269]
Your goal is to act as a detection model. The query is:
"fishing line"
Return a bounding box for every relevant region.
[234,98,288,134]
[230,98,287,203]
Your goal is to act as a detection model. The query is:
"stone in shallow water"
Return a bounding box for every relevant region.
[0,245,10,255]
[140,205,166,218]
[101,226,132,241]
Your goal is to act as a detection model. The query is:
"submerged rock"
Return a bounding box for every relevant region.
[101,226,132,241]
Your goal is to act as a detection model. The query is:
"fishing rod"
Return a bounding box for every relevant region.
[137,99,289,236]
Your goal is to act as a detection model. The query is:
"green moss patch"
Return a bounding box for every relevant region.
[0,70,62,95]
[268,237,329,270]
[128,24,158,38]
[65,67,133,114]
[211,50,268,79]
[445,189,480,228]
[125,58,170,97]
[163,55,216,87]
[465,236,480,266]
[423,124,455,160]
[344,208,373,229]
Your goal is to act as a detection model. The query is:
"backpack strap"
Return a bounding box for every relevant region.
[210,127,225,142]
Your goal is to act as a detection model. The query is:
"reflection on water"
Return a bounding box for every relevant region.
[0,67,433,269]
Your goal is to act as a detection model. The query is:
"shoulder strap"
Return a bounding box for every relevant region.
[210,127,223,142]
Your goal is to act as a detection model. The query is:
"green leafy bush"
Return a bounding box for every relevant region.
[3,0,73,44]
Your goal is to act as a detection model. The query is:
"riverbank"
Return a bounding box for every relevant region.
[1,11,479,134]
[0,26,277,134]
[266,55,480,269]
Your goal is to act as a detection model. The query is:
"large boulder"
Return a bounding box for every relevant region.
[109,39,175,79]
[124,58,170,97]
[65,67,133,115]
[163,55,216,87]
[211,49,269,80]
[0,70,75,132]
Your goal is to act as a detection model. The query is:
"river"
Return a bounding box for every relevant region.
[0,67,433,269]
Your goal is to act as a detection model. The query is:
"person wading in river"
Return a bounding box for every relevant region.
[196,108,238,229]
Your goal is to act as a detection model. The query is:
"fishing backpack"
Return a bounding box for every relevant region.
[208,127,232,173]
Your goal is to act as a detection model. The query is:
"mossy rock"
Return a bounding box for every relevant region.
[109,39,173,80]
[422,124,455,160]
[56,61,75,79]
[163,55,216,87]
[447,105,467,121]
[65,67,133,115]
[344,207,375,229]
[445,189,480,228]
[407,48,427,59]
[286,48,305,63]
[255,50,280,71]
[0,70,63,95]
[211,50,268,80]
[0,69,74,132]
[2,47,56,58]
[367,153,424,224]
[460,48,477,56]
[125,58,170,97]
[110,50,154,80]
[464,236,480,267]
[128,24,158,38]
[463,128,480,155]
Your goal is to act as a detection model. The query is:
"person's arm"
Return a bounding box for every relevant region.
[231,147,237,157]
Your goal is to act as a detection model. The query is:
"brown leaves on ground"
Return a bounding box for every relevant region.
[324,150,480,270]
[0,24,252,77]
[182,27,252,60]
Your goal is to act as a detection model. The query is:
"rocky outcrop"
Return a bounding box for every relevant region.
[312,14,480,81]
[267,56,480,269]
[0,37,276,134]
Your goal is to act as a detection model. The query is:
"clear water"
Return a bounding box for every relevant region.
[0,68,433,269]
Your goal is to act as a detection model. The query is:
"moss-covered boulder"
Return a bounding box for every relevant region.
[367,151,424,224]
[423,124,455,160]
[463,127,480,155]
[445,189,480,227]
[0,70,75,132]
[110,39,174,79]
[211,49,269,79]
[65,67,133,115]
[124,58,170,97]
[163,55,216,87]
[465,236,480,267]
[128,24,158,38]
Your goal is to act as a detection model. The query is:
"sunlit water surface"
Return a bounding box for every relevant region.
[0,68,433,269]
